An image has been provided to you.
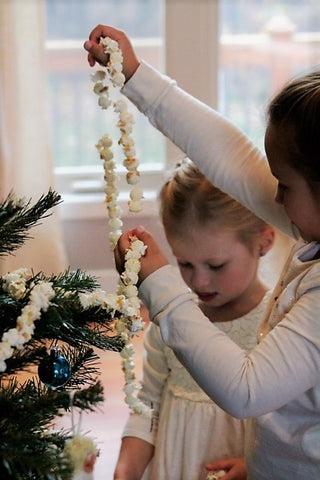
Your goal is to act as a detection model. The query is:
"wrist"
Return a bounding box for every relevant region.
[139,258,169,284]
[124,60,140,82]
[113,468,140,480]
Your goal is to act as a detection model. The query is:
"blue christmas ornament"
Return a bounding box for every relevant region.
[38,347,71,389]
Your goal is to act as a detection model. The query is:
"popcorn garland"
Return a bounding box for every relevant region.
[206,471,227,480]
[116,237,152,417]
[0,268,127,373]
[0,268,55,372]
[92,36,143,251]
[80,268,152,417]
[91,37,152,417]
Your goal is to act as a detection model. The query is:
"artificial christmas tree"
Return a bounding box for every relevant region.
[0,188,130,479]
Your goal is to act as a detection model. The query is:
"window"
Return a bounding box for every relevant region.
[45,0,165,197]
[46,0,320,204]
[219,0,320,151]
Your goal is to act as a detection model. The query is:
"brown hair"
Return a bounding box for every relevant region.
[267,70,320,183]
[159,158,269,250]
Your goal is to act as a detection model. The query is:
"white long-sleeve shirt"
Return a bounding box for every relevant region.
[122,62,320,479]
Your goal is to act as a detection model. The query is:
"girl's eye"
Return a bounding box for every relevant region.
[178,262,225,271]
[178,261,193,269]
[209,264,225,271]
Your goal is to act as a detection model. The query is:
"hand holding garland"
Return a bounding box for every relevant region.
[205,457,246,480]
[84,25,140,81]
[114,227,169,286]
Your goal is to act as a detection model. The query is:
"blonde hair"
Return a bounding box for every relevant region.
[159,158,269,250]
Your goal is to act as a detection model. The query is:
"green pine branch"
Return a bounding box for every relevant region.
[0,378,104,479]
[0,268,125,376]
[44,269,100,293]
[3,344,48,376]
[0,189,62,256]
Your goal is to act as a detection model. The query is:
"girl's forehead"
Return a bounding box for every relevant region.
[168,225,239,250]
[169,228,253,264]
[173,222,235,238]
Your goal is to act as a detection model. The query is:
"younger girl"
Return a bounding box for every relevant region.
[114,159,275,480]
[85,25,320,478]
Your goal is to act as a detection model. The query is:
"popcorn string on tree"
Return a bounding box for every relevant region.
[0,267,143,375]
[0,268,55,372]
[91,36,152,417]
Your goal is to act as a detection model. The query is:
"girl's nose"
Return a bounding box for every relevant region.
[191,269,211,290]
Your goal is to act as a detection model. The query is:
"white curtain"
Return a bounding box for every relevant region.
[0,0,68,275]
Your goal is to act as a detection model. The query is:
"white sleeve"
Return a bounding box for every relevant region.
[139,265,320,419]
[123,62,295,238]
[122,323,169,445]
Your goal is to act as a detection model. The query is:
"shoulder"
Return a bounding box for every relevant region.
[294,242,320,295]
[297,262,320,297]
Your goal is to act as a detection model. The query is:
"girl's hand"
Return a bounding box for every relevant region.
[84,24,140,81]
[114,226,169,285]
[205,458,247,480]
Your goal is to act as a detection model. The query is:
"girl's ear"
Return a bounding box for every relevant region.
[259,226,275,256]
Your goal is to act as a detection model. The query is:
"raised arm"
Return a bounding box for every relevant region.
[85,24,294,236]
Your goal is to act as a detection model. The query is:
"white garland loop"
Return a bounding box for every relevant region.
[0,268,55,372]
[91,36,152,417]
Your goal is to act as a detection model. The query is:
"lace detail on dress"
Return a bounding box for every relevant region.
[164,292,271,402]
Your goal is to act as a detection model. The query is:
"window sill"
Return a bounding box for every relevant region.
[55,163,163,221]
[58,190,159,221]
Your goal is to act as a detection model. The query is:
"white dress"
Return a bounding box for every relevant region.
[123,294,270,480]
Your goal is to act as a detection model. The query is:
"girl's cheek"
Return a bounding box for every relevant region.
[181,271,191,287]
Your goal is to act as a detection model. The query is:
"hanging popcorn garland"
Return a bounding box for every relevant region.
[92,37,143,250]
[91,37,152,417]
[205,471,227,480]
[0,268,55,372]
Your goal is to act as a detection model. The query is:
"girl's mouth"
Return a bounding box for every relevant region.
[196,292,218,302]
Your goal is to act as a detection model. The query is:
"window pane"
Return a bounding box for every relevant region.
[45,0,165,169]
[219,0,320,150]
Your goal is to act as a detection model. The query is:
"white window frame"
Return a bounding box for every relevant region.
[56,0,219,221]
[165,0,219,162]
